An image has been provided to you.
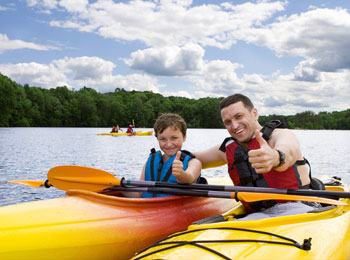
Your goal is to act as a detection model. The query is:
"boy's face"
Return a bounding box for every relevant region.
[157,126,186,159]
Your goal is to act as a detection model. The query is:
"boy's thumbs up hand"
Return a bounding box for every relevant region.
[172,151,183,178]
[175,151,181,161]
[248,130,279,173]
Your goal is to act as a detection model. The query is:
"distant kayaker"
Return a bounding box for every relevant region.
[194,93,323,219]
[111,125,121,133]
[126,113,203,198]
[126,124,134,133]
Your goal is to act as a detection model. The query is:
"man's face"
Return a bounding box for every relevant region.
[221,101,258,144]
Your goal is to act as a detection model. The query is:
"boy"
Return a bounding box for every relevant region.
[129,113,202,198]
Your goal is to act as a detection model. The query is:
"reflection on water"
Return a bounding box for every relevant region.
[0,128,349,206]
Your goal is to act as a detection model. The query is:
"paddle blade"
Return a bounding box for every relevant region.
[236,192,347,206]
[7,180,45,187]
[48,165,120,192]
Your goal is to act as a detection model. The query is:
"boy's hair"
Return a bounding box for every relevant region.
[153,113,187,137]
[219,93,254,111]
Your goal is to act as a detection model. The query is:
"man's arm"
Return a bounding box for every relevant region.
[193,144,227,169]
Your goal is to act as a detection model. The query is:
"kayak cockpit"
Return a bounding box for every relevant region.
[131,176,350,260]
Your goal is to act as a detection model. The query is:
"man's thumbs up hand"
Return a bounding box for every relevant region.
[248,130,279,173]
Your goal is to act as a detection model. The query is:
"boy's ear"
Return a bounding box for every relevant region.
[183,135,187,142]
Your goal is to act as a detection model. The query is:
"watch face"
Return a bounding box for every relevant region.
[276,149,285,168]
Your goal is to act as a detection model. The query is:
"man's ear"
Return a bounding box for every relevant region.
[252,107,258,120]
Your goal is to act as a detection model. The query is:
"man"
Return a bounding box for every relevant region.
[195,94,317,218]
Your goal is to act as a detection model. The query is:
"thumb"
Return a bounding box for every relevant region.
[255,129,267,147]
[175,151,181,160]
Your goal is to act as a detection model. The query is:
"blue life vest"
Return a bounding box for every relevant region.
[142,148,201,198]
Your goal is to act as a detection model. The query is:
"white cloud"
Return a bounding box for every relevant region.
[78,73,163,93]
[0,57,163,93]
[188,60,244,96]
[0,34,58,54]
[0,62,68,88]
[293,60,321,82]
[0,5,15,11]
[249,69,350,115]
[26,0,58,9]
[52,56,115,80]
[124,43,204,76]
[42,0,285,48]
[161,89,193,99]
[247,8,350,72]
[58,0,87,13]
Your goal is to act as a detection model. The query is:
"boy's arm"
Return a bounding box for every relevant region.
[172,152,202,184]
[139,163,146,181]
[121,163,146,198]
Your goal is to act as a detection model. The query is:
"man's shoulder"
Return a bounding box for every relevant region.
[269,128,297,145]
[219,137,236,152]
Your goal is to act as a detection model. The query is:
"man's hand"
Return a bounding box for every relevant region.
[172,151,184,179]
[248,130,279,173]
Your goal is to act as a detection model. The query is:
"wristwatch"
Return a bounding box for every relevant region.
[274,149,285,168]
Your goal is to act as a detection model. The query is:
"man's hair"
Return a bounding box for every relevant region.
[153,113,187,137]
[219,93,254,110]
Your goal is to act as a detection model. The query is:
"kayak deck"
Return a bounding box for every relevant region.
[97,130,153,136]
[133,177,350,260]
[0,177,235,260]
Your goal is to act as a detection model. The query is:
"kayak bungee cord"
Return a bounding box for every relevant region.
[134,227,312,260]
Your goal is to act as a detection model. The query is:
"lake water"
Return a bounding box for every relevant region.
[0,128,349,207]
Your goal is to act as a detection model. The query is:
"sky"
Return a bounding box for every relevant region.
[1,0,349,116]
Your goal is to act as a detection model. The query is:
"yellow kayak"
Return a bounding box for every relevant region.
[0,177,235,260]
[133,176,350,260]
[97,130,153,136]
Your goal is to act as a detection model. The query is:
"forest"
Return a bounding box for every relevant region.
[1,73,349,129]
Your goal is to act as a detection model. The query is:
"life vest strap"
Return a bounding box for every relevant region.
[261,119,285,141]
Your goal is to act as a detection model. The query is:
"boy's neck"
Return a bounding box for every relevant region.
[162,153,170,162]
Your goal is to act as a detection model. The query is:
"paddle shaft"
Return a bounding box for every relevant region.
[107,186,347,206]
[120,179,350,199]
[5,180,51,188]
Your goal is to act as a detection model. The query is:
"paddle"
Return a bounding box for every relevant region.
[122,179,350,199]
[47,165,348,206]
[3,180,52,188]
[105,186,347,206]
[48,165,350,199]
[3,180,45,187]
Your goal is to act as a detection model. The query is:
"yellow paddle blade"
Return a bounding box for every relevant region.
[202,160,226,169]
[7,180,45,187]
[236,192,347,206]
[48,165,121,192]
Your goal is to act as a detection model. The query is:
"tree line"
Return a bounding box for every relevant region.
[0,73,349,129]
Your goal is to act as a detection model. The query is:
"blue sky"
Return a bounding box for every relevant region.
[1,0,349,115]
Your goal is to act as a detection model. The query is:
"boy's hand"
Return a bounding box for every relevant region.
[172,151,183,179]
[248,130,279,173]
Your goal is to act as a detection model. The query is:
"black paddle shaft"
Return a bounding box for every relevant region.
[119,178,349,199]
[107,185,232,198]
